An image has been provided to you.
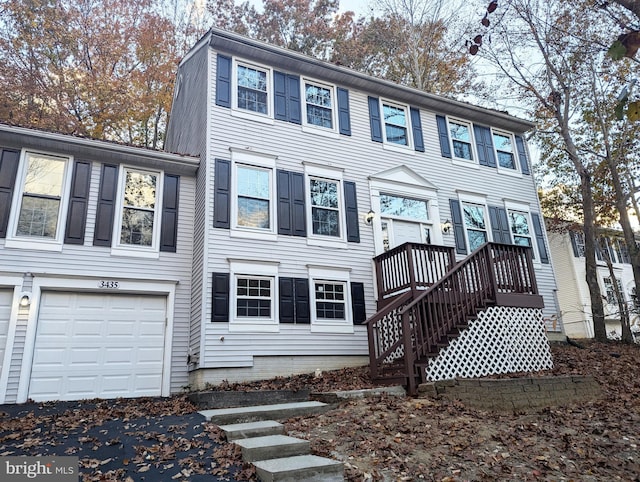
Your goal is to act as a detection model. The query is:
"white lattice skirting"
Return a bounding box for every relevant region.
[424,306,553,381]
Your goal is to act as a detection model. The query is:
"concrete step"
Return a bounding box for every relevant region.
[234,434,310,462]
[253,454,344,482]
[199,401,330,425]
[219,420,285,441]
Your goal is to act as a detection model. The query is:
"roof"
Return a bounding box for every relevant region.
[199,28,535,134]
[0,124,199,176]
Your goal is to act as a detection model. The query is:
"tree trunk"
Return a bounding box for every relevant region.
[600,237,634,343]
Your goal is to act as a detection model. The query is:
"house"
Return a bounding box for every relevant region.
[0,124,198,403]
[547,222,639,340]
[165,28,561,394]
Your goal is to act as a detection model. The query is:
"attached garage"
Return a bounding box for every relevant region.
[27,292,168,402]
[0,289,12,380]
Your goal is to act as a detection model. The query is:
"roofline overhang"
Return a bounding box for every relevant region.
[0,124,200,175]
[207,27,535,134]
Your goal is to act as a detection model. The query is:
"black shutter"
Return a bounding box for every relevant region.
[368,96,383,142]
[351,282,366,325]
[294,278,310,324]
[215,54,232,108]
[160,174,179,252]
[212,272,230,322]
[435,115,452,158]
[531,213,549,264]
[410,107,425,152]
[287,74,301,124]
[279,277,295,323]
[93,164,119,246]
[473,125,496,167]
[337,88,351,136]
[275,72,301,124]
[344,181,359,243]
[64,160,92,245]
[0,149,20,238]
[450,199,467,255]
[274,70,287,121]
[569,231,580,257]
[488,206,512,245]
[515,135,530,175]
[277,170,306,237]
[213,159,231,229]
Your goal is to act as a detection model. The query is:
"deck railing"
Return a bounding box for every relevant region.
[367,242,543,394]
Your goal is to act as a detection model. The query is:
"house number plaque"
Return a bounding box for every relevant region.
[98,280,120,289]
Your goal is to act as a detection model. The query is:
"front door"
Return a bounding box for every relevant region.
[382,219,429,252]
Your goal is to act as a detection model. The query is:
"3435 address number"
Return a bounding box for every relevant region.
[98,280,120,289]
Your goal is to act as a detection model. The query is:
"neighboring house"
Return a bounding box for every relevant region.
[165,28,561,394]
[547,222,639,340]
[0,124,198,403]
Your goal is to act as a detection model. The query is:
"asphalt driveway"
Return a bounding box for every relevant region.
[0,396,247,481]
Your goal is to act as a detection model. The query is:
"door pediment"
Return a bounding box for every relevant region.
[369,165,438,191]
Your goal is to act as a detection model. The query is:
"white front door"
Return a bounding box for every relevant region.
[382,219,428,252]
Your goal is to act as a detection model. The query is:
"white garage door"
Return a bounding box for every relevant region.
[0,290,12,379]
[29,292,167,402]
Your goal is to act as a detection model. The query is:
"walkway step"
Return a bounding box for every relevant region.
[219,420,284,441]
[253,454,344,482]
[199,401,330,425]
[234,434,310,462]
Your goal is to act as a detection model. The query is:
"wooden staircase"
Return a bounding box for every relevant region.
[366,242,544,395]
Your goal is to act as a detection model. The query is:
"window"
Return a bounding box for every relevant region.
[303,81,334,129]
[508,210,533,248]
[572,231,586,257]
[308,266,353,333]
[309,177,341,237]
[236,276,272,318]
[462,202,488,251]
[493,131,517,170]
[236,62,269,115]
[604,277,624,306]
[229,259,279,332]
[382,101,409,146]
[12,152,69,244]
[236,165,271,229]
[449,120,474,161]
[379,194,429,220]
[314,281,346,320]
[116,168,160,249]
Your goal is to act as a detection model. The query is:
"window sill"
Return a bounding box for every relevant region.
[231,109,275,125]
[229,322,279,333]
[311,323,354,334]
[4,238,63,252]
[306,237,348,249]
[451,159,479,169]
[110,247,160,259]
[383,143,414,155]
[230,229,278,241]
[497,168,523,178]
[301,125,340,139]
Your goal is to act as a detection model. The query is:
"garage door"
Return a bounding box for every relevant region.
[0,290,11,379]
[28,292,167,402]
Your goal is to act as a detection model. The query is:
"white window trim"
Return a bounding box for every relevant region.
[231,58,274,123]
[308,265,353,333]
[457,192,490,252]
[111,165,163,259]
[380,99,413,150]
[303,162,347,248]
[5,150,73,252]
[492,128,522,176]
[301,77,339,136]
[228,259,279,333]
[230,149,277,241]
[447,117,478,166]
[504,201,539,264]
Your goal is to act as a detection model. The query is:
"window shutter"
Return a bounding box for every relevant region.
[337,88,351,136]
[473,125,496,167]
[213,159,231,229]
[215,54,232,108]
[212,272,230,322]
[277,170,292,235]
[279,277,295,323]
[277,170,306,237]
[344,181,360,243]
[291,172,306,237]
[435,115,452,158]
[64,160,92,245]
[93,164,119,246]
[294,278,310,324]
[531,213,549,264]
[0,149,20,239]
[287,74,301,124]
[410,107,425,152]
[160,174,179,252]
[274,70,287,121]
[351,282,366,325]
[368,96,383,143]
[488,206,511,245]
[515,135,530,175]
[450,199,467,255]
[569,231,580,257]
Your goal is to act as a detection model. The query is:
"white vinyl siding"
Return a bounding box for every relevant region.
[0,290,11,393]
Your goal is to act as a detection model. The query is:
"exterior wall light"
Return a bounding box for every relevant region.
[441,219,453,234]
[19,293,31,307]
[365,210,375,225]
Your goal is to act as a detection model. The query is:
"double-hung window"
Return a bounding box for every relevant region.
[382,101,409,146]
[308,266,352,333]
[309,178,340,237]
[7,151,71,250]
[236,61,269,116]
[507,210,533,248]
[114,167,161,254]
[462,202,488,251]
[314,281,346,320]
[229,259,279,332]
[449,120,474,161]
[236,277,272,318]
[493,130,517,170]
[603,277,624,306]
[303,80,335,130]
